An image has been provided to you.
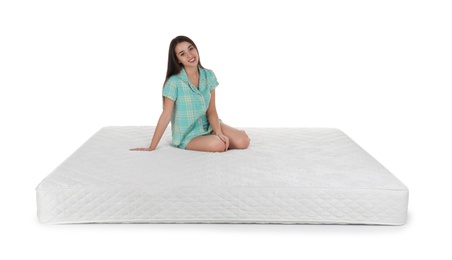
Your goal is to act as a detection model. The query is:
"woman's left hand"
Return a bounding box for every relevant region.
[216,134,230,151]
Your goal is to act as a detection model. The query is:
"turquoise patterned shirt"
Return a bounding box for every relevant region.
[163,66,219,149]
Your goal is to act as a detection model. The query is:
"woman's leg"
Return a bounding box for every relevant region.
[219,123,250,149]
[185,135,227,152]
[186,123,250,152]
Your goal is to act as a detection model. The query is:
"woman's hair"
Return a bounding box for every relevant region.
[164,35,204,84]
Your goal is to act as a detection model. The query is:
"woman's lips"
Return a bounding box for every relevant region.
[188,57,196,63]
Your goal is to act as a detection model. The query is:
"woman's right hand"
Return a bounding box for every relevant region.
[129,147,155,151]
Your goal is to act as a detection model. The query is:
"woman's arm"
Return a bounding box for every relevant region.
[207,90,222,134]
[130,97,174,151]
[207,90,229,148]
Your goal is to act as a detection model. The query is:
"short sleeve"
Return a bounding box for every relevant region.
[206,70,219,92]
[162,77,178,101]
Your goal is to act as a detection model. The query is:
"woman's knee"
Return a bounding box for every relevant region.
[234,131,250,149]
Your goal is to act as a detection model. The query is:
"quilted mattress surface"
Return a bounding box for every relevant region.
[36,126,409,225]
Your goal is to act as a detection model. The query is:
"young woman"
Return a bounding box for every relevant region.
[131,36,250,152]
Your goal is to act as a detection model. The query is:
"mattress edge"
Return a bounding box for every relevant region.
[35,186,409,192]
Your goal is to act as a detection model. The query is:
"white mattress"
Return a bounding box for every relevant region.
[36,126,409,225]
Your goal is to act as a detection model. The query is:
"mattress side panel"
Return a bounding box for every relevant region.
[36,187,408,225]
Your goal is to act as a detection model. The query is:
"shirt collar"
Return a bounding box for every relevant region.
[179,66,189,81]
[179,66,204,88]
[181,65,205,78]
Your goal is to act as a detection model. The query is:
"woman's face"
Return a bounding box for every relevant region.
[175,41,199,68]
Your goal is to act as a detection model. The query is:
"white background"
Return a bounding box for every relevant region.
[1,0,451,259]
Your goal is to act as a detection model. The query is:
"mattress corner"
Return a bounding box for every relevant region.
[98,125,116,131]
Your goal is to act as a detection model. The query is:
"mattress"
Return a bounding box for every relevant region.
[36,126,409,225]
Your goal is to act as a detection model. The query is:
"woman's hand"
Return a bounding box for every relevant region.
[129,147,155,151]
[216,134,230,151]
